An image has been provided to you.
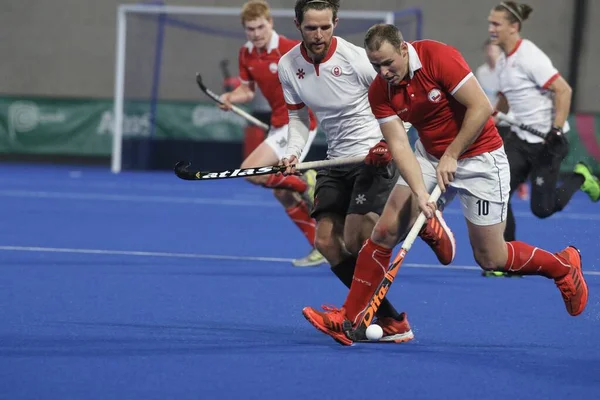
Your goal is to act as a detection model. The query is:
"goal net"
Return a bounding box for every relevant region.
[111,4,423,173]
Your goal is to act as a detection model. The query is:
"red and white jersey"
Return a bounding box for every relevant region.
[496,39,568,143]
[239,31,316,129]
[278,36,382,159]
[369,40,502,159]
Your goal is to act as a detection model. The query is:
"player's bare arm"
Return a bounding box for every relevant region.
[380,118,435,218]
[219,82,256,111]
[547,75,572,130]
[438,77,494,190]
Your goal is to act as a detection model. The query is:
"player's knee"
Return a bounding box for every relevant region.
[314,232,335,254]
[370,223,399,248]
[530,202,553,219]
[314,235,341,262]
[343,233,363,256]
[472,248,500,271]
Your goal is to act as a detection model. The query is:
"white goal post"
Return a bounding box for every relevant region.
[111,4,421,173]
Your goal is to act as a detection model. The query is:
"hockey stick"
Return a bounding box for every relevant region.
[345,185,443,341]
[494,111,546,139]
[174,156,364,181]
[196,72,270,131]
[219,59,238,92]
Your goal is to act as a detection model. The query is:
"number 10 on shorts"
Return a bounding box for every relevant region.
[476,199,490,216]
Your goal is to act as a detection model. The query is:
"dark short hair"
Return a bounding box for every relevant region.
[494,2,533,31]
[294,0,340,25]
[364,24,405,52]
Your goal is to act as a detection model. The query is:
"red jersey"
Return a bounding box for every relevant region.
[368,40,502,159]
[239,31,317,130]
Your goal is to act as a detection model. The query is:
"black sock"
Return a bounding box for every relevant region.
[504,201,516,241]
[330,256,401,320]
[556,173,585,210]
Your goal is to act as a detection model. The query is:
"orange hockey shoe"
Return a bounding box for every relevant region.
[302,305,353,346]
[419,210,456,265]
[358,312,415,343]
[554,246,588,316]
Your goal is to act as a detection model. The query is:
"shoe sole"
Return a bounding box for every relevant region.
[481,271,524,278]
[302,308,353,346]
[567,246,588,316]
[292,260,327,267]
[357,329,414,343]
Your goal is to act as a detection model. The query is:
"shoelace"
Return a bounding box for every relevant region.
[321,304,343,313]
[419,225,439,244]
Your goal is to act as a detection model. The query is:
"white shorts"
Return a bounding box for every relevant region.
[265,125,318,162]
[396,140,510,226]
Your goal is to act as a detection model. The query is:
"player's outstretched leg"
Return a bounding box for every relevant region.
[503,242,588,316]
[467,218,589,316]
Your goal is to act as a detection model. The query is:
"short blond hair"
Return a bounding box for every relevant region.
[241,0,272,24]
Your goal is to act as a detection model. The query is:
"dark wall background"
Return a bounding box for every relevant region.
[0,0,597,112]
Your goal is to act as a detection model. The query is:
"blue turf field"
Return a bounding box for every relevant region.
[0,163,599,399]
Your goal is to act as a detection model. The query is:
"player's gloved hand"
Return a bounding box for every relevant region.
[218,93,233,111]
[544,126,569,158]
[365,140,392,167]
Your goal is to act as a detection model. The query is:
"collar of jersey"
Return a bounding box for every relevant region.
[300,36,338,64]
[396,42,422,86]
[244,30,280,54]
[506,38,523,57]
[406,42,422,79]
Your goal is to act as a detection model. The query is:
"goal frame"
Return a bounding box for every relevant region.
[111,4,422,173]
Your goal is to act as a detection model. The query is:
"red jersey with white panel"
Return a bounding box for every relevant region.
[238,31,317,130]
[369,40,502,159]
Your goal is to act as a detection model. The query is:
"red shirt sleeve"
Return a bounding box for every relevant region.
[427,41,473,95]
[238,47,252,83]
[279,37,300,55]
[368,76,397,119]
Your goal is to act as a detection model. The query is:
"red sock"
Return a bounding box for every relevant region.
[343,239,392,324]
[285,201,315,247]
[265,174,307,193]
[504,241,570,279]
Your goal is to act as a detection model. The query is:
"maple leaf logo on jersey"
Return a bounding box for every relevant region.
[296,69,305,79]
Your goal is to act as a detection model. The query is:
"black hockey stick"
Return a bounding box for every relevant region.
[495,111,547,139]
[195,72,269,131]
[174,156,364,181]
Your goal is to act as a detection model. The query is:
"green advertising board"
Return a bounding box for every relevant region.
[0,96,598,173]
